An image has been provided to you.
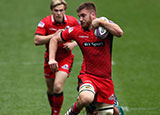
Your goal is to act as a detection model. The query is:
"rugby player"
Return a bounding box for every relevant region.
[49,2,123,115]
[34,0,79,114]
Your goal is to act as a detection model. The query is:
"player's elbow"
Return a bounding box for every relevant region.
[51,34,62,44]
[34,41,41,46]
[50,36,59,44]
[34,40,40,46]
[34,37,41,46]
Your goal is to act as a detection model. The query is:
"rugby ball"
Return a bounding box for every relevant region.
[94,17,109,39]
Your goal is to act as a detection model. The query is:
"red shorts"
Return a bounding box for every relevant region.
[78,74,115,104]
[44,55,74,79]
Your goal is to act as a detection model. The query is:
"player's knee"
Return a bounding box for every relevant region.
[76,94,92,106]
[78,83,95,106]
[78,94,94,106]
[53,83,63,93]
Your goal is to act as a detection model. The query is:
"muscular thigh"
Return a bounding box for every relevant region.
[54,71,68,85]
[78,74,114,104]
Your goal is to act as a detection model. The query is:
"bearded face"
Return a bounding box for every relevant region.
[78,9,95,28]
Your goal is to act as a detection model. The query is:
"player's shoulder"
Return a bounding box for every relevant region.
[65,15,79,24]
[65,15,77,20]
[64,25,81,36]
[74,24,81,29]
[70,24,81,32]
[40,15,52,22]
[37,15,52,28]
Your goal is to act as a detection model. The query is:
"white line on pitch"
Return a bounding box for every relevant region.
[121,106,158,112]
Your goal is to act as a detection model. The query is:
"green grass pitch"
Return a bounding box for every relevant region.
[0,0,160,114]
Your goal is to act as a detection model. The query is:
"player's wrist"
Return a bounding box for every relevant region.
[48,59,56,64]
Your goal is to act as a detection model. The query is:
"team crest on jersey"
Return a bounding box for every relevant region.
[68,27,74,33]
[38,21,45,28]
[108,94,114,101]
[61,64,69,70]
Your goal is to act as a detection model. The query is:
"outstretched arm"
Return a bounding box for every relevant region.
[92,18,123,37]
[48,30,63,72]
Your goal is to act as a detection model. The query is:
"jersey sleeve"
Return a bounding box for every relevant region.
[35,18,47,35]
[74,18,80,26]
[61,27,75,42]
[68,15,80,27]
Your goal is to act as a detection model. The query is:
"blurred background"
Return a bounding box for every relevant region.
[0,0,160,114]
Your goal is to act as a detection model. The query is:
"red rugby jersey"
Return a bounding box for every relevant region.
[61,25,113,79]
[35,15,79,61]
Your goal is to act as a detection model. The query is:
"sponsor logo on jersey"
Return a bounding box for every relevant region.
[61,64,69,70]
[83,41,105,47]
[79,35,89,38]
[38,21,45,28]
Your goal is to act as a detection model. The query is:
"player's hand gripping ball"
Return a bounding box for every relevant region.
[94,17,109,39]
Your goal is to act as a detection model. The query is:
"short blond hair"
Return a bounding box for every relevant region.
[50,0,67,10]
